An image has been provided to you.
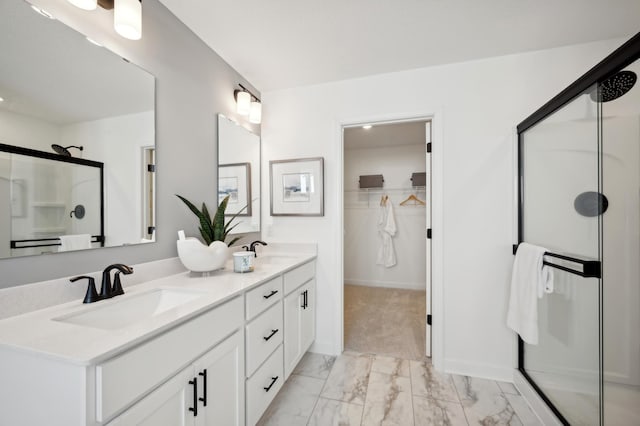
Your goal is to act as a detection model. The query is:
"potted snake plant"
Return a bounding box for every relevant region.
[175,194,245,272]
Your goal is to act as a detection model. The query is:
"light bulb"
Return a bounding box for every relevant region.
[114,0,142,41]
[236,91,251,116]
[67,0,97,10]
[249,101,262,124]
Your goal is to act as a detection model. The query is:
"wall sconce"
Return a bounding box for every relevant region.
[66,0,142,41]
[234,84,262,124]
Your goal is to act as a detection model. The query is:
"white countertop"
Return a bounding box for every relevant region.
[0,251,316,366]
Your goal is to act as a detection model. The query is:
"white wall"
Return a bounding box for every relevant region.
[344,144,426,289]
[261,37,626,379]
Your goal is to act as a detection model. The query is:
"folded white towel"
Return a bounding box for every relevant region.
[58,234,92,252]
[506,243,554,345]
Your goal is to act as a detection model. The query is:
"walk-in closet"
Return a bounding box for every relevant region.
[343,120,431,360]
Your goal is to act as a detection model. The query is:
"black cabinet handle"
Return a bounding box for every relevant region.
[198,369,208,406]
[301,290,308,309]
[264,376,279,392]
[263,290,278,299]
[263,329,279,341]
[188,377,198,416]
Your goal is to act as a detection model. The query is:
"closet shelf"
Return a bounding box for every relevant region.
[345,187,425,194]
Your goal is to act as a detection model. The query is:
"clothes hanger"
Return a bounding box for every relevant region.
[400,193,425,206]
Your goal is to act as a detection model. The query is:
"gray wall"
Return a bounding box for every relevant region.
[0,0,260,288]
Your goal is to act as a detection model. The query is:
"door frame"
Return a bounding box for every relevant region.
[336,109,445,370]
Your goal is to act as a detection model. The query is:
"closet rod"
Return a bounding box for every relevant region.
[512,244,602,279]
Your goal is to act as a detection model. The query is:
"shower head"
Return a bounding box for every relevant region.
[591,71,637,102]
[51,144,83,157]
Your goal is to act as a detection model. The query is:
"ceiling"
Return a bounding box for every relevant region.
[0,0,153,125]
[159,0,640,92]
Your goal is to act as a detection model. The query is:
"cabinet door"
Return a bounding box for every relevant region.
[300,279,316,354]
[107,367,195,426]
[194,330,245,426]
[284,287,303,378]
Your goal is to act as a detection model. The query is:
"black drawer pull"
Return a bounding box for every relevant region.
[264,376,279,392]
[188,377,198,416]
[263,329,279,341]
[263,290,278,299]
[198,369,207,406]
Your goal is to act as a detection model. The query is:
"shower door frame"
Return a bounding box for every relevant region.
[515,32,640,425]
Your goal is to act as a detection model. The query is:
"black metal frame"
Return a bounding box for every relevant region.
[516,31,640,426]
[1,143,105,250]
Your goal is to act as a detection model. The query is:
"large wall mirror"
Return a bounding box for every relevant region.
[0,1,156,258]
[217,114,260,234]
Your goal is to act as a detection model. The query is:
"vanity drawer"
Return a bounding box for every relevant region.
[95,296,243,422]
[245,276,283,320]
[246,344,284,426]
[284,260,315,295]
[246,301,283,377]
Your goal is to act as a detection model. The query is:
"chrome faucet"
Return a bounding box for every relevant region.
[249,240,267,257]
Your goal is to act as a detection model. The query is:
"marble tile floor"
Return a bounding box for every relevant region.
[344,284,426,360]
[257,351,542,426]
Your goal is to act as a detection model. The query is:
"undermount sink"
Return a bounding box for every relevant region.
[53,288,206,330]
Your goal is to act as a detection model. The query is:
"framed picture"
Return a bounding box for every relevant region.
[270,157,324,216]
[218,162,251,216]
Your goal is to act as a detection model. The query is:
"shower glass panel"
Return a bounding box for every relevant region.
[600,58,640,425]
[520,86,602,425]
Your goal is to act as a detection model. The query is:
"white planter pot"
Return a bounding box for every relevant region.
[177,238,229,272]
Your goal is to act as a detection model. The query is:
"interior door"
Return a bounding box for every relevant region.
[425,121,432,358]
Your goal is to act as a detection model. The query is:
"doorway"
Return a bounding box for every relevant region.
[342,119,432,360]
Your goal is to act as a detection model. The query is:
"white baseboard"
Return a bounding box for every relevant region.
[443,358,513,382]
[514,370,562,426]
[344,279,425,291]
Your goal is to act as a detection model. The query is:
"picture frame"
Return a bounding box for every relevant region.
[218,162,251,216]
[270,157,324,216]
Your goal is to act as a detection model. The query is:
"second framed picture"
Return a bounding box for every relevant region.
[218,162,251,216]
[270,157,324,216]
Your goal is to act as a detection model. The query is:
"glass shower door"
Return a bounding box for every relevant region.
[520,86,603,425]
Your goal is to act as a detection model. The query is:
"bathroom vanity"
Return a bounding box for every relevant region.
[0,248,316,426]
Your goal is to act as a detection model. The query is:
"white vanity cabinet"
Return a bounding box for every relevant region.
[0,254,317,426]
[283,266,316,379]
[109,330,244,426]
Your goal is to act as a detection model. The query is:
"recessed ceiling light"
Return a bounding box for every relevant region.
[0,97,4,102]
[362,125,372,129]
[86,37,103,47]
[30,5,55,19]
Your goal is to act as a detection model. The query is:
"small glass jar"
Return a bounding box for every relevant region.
[233,251,254,273]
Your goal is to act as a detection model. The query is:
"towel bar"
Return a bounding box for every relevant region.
[512,243,602,279]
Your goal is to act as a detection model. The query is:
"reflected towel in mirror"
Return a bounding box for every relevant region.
[58,234,92,252]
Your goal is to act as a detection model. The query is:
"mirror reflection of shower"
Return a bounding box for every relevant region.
[51,144,83,157]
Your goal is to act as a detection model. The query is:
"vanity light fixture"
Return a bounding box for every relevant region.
[67,0,97,11]
[114,0,142,40]
[234,84,262,124]
[362,125,372,129]
[65,0,143,41]
[249,100,262,124]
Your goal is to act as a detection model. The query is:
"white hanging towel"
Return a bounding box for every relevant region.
[58,234,92,252]
[376,199,397,268]
[506,242,554,345]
